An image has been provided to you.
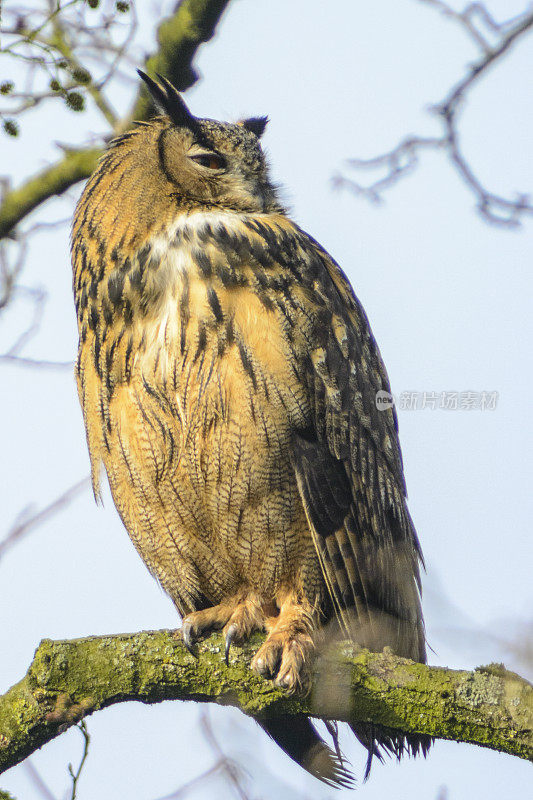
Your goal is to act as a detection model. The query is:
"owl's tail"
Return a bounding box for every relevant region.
[257,716,355,788]
[258,716,431,787]
[350,723,433,781]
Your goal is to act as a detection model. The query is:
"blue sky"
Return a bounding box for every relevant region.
[1,1,532,798]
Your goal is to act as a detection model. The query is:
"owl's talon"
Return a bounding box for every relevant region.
[181,597,266,663]
[224,623,238,665]
[251,642,282,679]
[274,665,307,694]
[251,602,315,692]
[181,622,198,658]
[275,672,292,690]
[253,656,265,673]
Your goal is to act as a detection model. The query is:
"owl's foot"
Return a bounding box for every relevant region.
[251,597,316,694]
[182,594,317,693]
[181,594,267,664]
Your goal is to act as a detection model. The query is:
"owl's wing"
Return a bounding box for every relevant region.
[291,231,426,663]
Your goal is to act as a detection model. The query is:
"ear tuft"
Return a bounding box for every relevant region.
[137,69,199,133]
[241,116,269,138]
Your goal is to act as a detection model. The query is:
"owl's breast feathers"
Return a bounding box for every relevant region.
[72,208,425,661]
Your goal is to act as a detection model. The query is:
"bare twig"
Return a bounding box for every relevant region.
[0,239,28,310]
[66,721,90,800]
[0,284,74,369]
[418,0,528,51]
[0,215,68,323]
[4,287,47,356]
[200,711,252,800]
[154,761,225,800]
[153,710,252,800]
[0,477,91,561]
[0,354,74,369]
[23,217,71,236]
[24,760,57,800]
[333,135,444,203]
[336,3,533,226]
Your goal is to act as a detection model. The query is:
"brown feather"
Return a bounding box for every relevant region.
[72,98,431,783]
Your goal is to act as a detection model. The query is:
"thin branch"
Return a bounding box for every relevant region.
[0,477,91,561]
[333,136,445,203]
[199,710,251,800]
[337,3,533,226]
[0,239,28,310]
[0,631,531,776]
[0,146,102,241]
[155,710,252,800]
[1,1,81,50]
[0,354,74,369]
[155,761,224,800]
[130,0,233,121]
[417,0,529,51]
[0,216,66,318]
[3,287,47,357]
[24,761,57,800]
[23,216,71,235]
[67,722,89,800]
[437,5,533,113]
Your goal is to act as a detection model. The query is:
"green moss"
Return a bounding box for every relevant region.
[0,148,101,239]
[1,629,532,775]
[476,663,508,678]
[132,0,230,121]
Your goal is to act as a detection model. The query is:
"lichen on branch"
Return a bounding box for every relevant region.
[0,148,101,241]
[0,629,531,775]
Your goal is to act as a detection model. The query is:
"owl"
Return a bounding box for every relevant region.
[71,71,431,787]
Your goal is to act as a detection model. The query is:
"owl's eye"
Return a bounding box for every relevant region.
[190,153,226,170]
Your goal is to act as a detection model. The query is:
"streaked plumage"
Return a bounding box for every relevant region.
[71,72,431,786]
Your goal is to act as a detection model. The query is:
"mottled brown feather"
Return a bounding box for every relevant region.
[72,89,431,784]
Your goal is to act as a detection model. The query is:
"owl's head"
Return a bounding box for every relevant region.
[127,71,281,215]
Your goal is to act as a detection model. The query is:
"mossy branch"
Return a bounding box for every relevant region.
[131,0,232,121]
[0,0,232,241]
[0,629,531,775]
[0,148,102,241]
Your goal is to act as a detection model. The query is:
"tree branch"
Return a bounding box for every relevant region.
[131,0,232,120]
[335,3,533,226]
[0,630,531,775]
[0,147,102,241]
[0,0,232,242]
[0,477,90,561]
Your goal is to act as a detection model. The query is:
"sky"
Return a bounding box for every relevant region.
[0,0,532,798]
